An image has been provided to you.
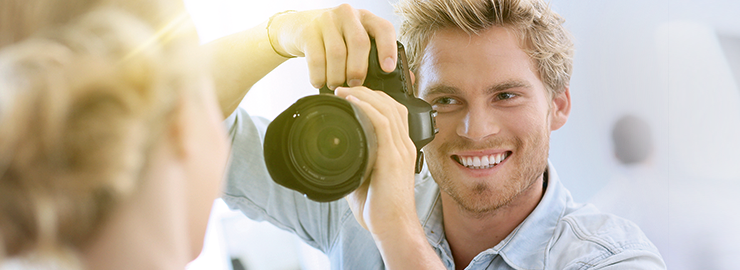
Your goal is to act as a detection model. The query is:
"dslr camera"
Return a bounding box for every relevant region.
[263,41,437,202]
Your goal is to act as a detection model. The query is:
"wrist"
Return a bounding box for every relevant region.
[266,10,297,58]
[369,205,424,242]
[371,217,445,270]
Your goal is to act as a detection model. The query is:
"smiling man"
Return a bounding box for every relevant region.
[215,0,666,269]
[389,1,666,268]
[416,25,565,266]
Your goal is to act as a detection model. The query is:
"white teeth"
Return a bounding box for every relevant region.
[458,153,508,169]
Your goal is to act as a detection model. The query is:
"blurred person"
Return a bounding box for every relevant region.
[0,0,198,48]
[214,0,665,269]
[0,4,229,270]
[590,114,740,269]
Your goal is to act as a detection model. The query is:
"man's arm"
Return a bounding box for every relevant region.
[592,249,666,269]
[204,20,287,118]
[212,4,446,268]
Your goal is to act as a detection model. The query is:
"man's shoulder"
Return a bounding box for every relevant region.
[547,203,665,269]
[557,205,653,250]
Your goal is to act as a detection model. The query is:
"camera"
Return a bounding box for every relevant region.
[263,41,437,202]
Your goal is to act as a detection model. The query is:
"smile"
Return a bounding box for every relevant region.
[453,152,511,169]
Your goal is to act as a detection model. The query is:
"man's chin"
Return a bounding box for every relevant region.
[444,188,509,216]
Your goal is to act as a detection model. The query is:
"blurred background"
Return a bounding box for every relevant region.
[181,0,740,269]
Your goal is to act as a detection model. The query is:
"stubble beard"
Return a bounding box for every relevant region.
[425,129,550,217]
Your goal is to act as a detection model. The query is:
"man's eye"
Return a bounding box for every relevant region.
[495,92,516,101]
[434,97,459,105]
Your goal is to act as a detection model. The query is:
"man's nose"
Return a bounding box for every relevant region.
[456,106,500,141]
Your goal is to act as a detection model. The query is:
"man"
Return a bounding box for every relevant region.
[213,0,666,269]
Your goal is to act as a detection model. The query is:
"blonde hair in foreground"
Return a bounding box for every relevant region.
[0,0,194,48]
[394,0,574,97]
[0,8,202,264]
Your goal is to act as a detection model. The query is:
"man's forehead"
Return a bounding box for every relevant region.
[425,26,523,51]
[414,26,543,97]
[418,27,531,70]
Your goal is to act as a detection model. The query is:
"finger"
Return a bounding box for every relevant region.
[345,93,415,178]
[330,4,371,87]
[366,89,409,137]
[344,93,395,151]
[337,14,371,87]
[342,29,370,87]
[318,12,348,90]
[338,87,413,155]
[358,9,397,73]
[375,91,414,153]
[338,87,408,143]
[304,27,328,89]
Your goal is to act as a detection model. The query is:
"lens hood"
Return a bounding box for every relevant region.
[263,94,377,202]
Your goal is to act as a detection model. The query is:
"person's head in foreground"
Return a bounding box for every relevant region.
[0,3,228,269]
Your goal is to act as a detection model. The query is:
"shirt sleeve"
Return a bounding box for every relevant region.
[550,212,667,270]
[221,107,353,253]
[589,249,666,269]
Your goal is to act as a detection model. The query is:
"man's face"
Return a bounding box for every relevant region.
[417,26,570,214]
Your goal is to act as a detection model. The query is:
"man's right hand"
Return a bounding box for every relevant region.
[266,4,398,90]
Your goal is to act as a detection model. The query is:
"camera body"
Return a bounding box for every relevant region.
[319,41,437,153]
[263,41,437,202]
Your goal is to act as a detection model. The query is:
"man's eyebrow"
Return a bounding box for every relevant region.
[487,80,530,94]
[423,80,531,97]
[423,84,460,97]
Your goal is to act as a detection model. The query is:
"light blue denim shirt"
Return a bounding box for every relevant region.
[222,107,666,270]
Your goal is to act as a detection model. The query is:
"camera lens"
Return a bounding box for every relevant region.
[288,104,364,187]
[264,94,377,202]
[316,127,348,159]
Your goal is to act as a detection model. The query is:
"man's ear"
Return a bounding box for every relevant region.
[550,87,571,131]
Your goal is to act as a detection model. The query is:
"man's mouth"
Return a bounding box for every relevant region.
[452,152,511,169]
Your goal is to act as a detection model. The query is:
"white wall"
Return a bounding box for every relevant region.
[550,0,740,201]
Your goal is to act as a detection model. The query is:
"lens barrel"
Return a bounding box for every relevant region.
[263,94,377,202]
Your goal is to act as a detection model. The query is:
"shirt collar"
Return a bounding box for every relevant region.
[414,163,446,246]
[495,160,568,269]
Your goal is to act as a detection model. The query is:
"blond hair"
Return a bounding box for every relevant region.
[394,0,574,96]
[0,7,202,262]
[0,0,197,48]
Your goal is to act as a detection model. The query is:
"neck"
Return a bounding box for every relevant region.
[442,175,544,270]
[81,149,194,270]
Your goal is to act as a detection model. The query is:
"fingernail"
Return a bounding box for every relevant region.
[346,95,359,101]
[383,57,395,72]
[348,79,362,87]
